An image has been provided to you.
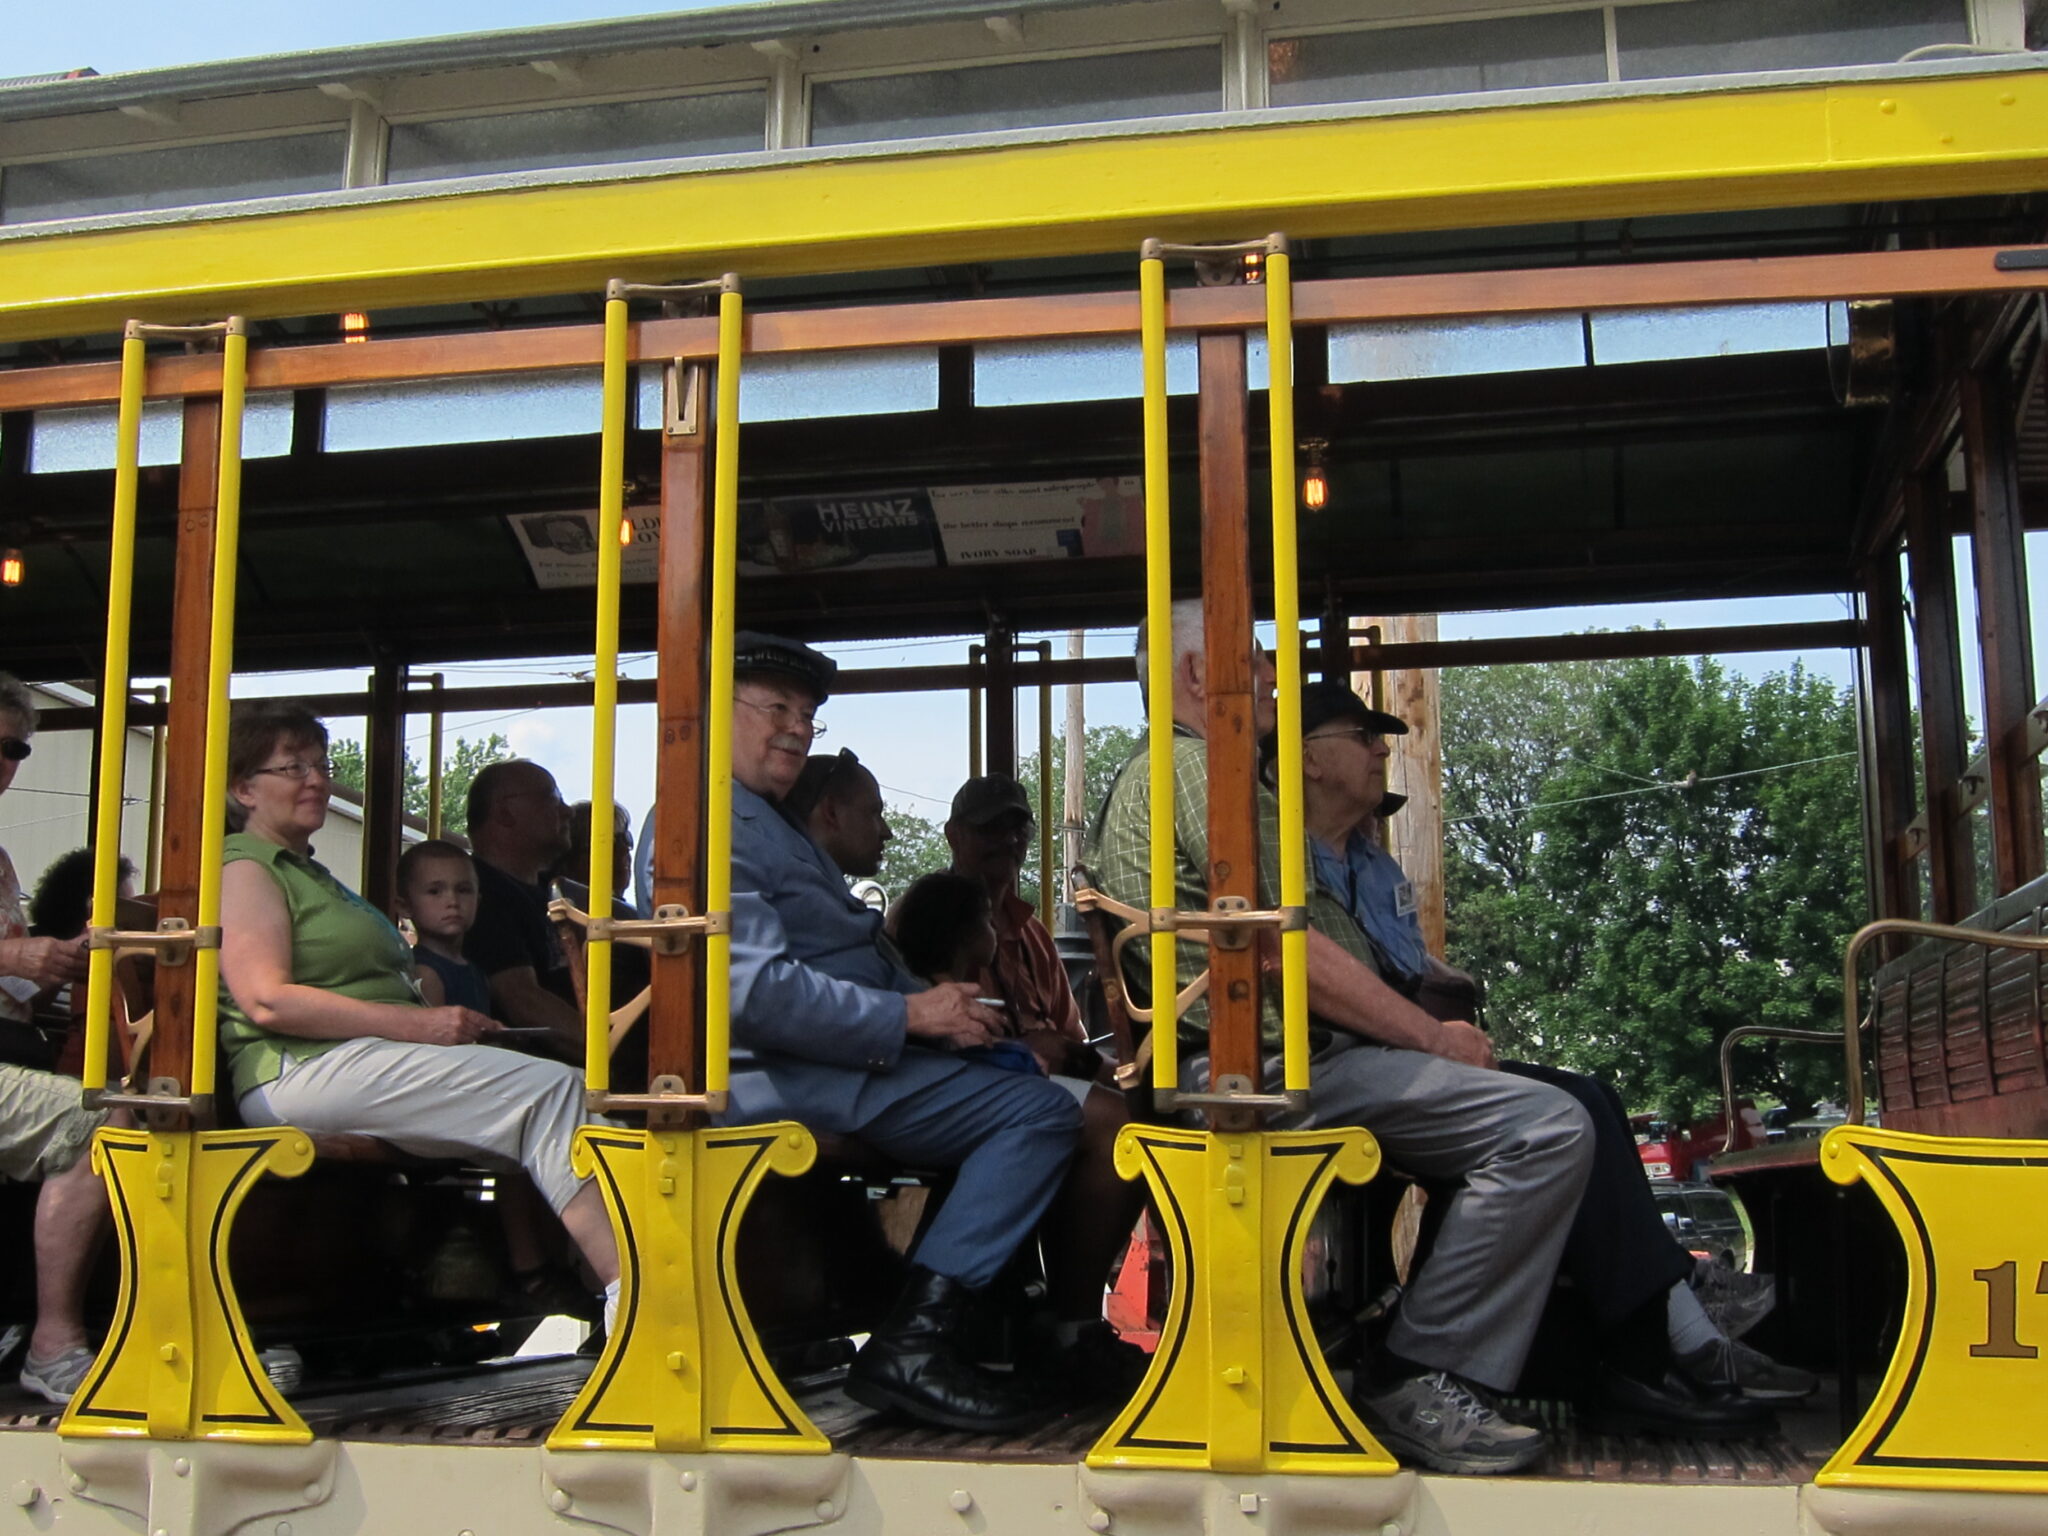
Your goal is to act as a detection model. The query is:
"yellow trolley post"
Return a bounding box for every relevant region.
[67,319,315,1445]
[548,277,826,1456]
[1087,240,1389,1477]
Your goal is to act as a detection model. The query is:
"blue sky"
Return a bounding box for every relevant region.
[6,2,736,79]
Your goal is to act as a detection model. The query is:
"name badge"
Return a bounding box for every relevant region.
[1393,880,1417,917]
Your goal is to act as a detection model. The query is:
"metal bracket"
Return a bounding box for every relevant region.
[123,317,248,342]
[587,1079,731,1118]
[85,1077,216,1129]
[87,916,218,967]
[665,360,705,438]
[1139,232,1288,287]
[1993,248,2048,270]
[590,904,730,955]
[1155,1070,1310,1121]
[58,1440,337,1536]
[606,274,742,303]
[557,899,729,957]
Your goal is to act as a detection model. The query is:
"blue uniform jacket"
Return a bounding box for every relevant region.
[721,781,959,1126]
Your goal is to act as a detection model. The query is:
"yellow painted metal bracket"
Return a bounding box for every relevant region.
[1087,1123,1394,1476]
[548,1122,829,1455]
[61,1126,314,1443]
[1819,1125,2048,1492]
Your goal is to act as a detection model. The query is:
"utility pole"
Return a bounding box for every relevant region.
[1354,613,1446,958]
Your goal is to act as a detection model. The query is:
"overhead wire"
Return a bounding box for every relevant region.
[1446,750,1859,826]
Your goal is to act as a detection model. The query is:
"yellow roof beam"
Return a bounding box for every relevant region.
[0,67,2044,345]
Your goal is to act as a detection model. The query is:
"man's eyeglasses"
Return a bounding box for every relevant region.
[0,738,30,763]
[251,757,334,781]
[735,695,826,739]
[1304,729,1386,751]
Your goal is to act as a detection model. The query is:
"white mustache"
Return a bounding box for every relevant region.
[769,733,809,752]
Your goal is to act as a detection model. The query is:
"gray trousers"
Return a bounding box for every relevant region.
[1307,1039,1593,1392]
[240,1036,596,1215]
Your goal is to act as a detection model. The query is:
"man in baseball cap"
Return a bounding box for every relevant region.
[940,773,1144,1396]
[1281,680,1810,1425]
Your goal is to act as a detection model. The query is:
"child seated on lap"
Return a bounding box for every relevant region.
[398,840,493,1016]
[888,871,997,989]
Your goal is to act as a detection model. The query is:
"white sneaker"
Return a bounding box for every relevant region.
[20,1345,95,1405]
[1355,1369,1547,1475]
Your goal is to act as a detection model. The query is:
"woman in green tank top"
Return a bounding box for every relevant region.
[216,700,618,1301]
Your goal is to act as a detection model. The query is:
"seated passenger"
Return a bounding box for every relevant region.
[559,800,635,910]
[215,701,619,1323]
[1,673,86,1028]
[30,847,139,941]
[1276,682,1811,1419]
[784,749,893,884]
[4,1064,117,1403]
[26,847,136,1024]
[397,840,493,1015]
[718,632,1082,1433]
[1092,600,1591,1475]
[463,760,583,1061]
[889,872,996,986]
[938,775,1145,1385]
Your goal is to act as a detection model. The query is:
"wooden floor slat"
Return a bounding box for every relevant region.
[0,1358,1838,1485]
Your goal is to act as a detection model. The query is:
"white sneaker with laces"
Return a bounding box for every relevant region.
[20,1345,95,1405]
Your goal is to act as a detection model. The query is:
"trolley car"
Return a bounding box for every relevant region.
[2,0,2048,1530]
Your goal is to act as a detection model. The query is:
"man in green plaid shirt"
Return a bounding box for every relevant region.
[1090,598,1593,1477]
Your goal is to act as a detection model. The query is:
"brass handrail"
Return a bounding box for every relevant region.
[1717,1024,1852,1154]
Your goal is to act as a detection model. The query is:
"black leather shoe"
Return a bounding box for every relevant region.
[1587,1366,1775,1439]
[1013,1313,1151,1406]
[846,1267,1048,1433]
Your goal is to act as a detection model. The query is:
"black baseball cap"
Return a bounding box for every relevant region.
[1298,681,1408,740]
[1260,681,1409,770]
[731,630,836,702]
[949,773,1033,827]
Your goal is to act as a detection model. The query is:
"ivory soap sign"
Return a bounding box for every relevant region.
[931,477,1145,566]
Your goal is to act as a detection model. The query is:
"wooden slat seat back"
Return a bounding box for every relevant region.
[1871,871,2048,1138]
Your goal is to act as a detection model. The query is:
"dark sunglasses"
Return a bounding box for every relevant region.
[0,738,30,763]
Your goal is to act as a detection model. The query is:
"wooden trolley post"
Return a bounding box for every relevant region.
[548,277,826,1456]
[1088,239,1386,1477]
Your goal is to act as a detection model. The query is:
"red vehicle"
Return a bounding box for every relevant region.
[1632,1106,1763,1182]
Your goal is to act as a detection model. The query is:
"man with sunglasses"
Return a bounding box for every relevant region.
[710,633,1083,1434]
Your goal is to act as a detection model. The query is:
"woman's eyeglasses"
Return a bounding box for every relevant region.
[251,757,334,781]
[0,738,30,763]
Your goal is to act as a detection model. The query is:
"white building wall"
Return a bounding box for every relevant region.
[0,683,373,907]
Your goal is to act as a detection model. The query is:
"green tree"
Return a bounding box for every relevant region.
[1442,653,1865,1122]
[1017,723,1142,908]
[865,724,1144,909]
[875,803,951,901]
[328,732,514,840]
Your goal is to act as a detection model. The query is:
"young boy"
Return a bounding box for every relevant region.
[396,839,494,1016]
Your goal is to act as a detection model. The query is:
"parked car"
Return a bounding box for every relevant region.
[1652,1183,1751,1272]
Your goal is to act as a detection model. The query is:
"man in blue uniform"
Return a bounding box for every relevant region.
[714,632,1082,1433]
